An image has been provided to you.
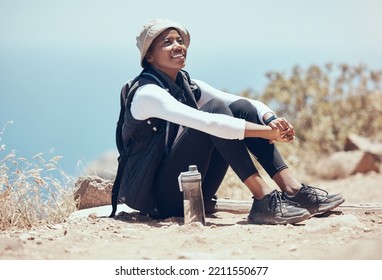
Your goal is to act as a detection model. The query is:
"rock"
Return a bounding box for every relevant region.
[288,244,298,251]
[345,134,382,157]
[313,150,380,179]
[74,176,113,210]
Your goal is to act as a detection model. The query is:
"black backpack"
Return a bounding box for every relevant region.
[110,72,166,217]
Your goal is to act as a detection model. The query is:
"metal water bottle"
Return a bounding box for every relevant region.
[178,165,206,225]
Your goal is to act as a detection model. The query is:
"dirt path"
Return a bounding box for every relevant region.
[1,173,381,260]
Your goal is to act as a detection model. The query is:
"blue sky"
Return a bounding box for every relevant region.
[2,0,382,50]
[1,0,381,175]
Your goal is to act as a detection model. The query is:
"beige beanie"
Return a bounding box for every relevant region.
[136,19,191,67]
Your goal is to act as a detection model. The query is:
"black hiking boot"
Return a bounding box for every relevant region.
[247,190,311,225]
[283,184,345,216]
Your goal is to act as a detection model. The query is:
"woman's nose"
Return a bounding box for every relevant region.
[172,41,182,49]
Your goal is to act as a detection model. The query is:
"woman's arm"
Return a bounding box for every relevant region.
[131,84,245,140]
[131,84,292,143]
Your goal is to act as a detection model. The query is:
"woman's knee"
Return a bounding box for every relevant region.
[201,98,232,115]
[229,99,259,122]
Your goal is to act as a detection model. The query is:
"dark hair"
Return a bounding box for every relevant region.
[142,45,153,68]
[142,57,150,68]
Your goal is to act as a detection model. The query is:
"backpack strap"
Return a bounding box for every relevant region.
[141,72,165,88]
[115,81,130,155]
[109,147,128,217]
[115,77,142,154]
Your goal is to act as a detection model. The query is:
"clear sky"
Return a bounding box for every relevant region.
[1,0,381,175]
[2,0,382,51]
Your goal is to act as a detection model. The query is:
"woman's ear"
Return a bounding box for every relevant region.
[146,56,154,63]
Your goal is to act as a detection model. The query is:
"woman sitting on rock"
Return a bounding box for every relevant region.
[112,19,344,225]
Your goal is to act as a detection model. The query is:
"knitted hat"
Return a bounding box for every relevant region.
[136,19,190,67]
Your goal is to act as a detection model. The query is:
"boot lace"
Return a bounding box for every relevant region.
[302,184,329,201]
[269,191,299,213]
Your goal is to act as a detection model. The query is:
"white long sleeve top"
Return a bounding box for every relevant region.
[130,79,275,140]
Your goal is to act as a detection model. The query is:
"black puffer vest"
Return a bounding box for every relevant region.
[110,67,201,217]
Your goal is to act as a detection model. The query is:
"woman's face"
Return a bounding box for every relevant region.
[146,28,187,79]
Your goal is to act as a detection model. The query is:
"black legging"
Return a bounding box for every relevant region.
[154,98,288,218]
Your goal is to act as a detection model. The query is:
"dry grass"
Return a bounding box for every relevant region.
[0,122,77,230]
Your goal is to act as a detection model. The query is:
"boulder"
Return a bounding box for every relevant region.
[74,176,113,210]
[345,134,382,157]
[313,150,380,179]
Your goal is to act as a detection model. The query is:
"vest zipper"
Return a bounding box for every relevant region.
[165,121,170,153]
[170,126,186,149]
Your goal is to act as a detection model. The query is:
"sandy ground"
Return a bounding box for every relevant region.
[0,172,381,260]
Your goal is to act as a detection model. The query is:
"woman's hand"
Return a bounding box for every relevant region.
[244,119,295,143]
[269,126,295,143]
[267,117,295,143]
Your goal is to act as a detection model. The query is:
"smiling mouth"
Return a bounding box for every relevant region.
[171,53,185,59]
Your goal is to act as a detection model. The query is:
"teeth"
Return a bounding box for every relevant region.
[172,53,184,59]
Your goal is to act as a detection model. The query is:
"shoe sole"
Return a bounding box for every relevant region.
[248,211,311,225]
[312,197,345,216]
